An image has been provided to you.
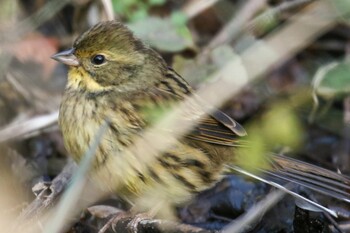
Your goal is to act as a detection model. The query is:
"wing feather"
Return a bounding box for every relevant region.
[151,68,246,146]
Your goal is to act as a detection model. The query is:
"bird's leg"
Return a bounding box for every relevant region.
[97,210,131,233]
[126,203,162,233]
[97,203,162,233]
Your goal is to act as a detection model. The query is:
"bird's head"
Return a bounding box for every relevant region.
[52,21,165,93]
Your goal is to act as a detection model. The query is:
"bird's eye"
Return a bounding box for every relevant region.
[91,54,106,65]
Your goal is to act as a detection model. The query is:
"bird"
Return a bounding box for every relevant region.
[52,20,350,223]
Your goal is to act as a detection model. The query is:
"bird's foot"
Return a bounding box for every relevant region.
[126,212,152,233]
[98,210,129,233]
[97,211,152,233]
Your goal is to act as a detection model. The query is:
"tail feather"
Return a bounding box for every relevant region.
[272,155,350,185]
[270,155,350,202]
[227,165,339,217]
[226,154,350,217]
[263,170,350,203]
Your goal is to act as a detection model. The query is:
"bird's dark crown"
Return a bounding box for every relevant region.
[73,21,146,57]
[64,21,167,93]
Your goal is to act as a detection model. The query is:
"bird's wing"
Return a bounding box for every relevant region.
[186,110,246,146]
[146,67,246,146]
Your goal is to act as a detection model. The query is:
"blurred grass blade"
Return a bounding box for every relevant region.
[222,188,285,233]
[43,121,109,233]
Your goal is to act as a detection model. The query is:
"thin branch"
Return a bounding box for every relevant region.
[205,0,268,52]
[16,162,76,223]
[0,111,58,143]
[101,217,215,233]
[101,0,114,21]
[5,73,32,102]
[203,0,316,58]
[276,0,315,12]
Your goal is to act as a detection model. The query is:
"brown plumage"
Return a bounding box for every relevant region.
[53,21,350,218]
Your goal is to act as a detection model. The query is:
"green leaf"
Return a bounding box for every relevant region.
[170,11,190,39]
[332,0,350,23]
[112,1,126,14]
[112,0,149,20]
[149,0,166,6]
[170,11,188,27]
[261,105,303,149]
[313,61,350,99]
[130,8,149,22]
[236,103,303,172]
[128,17,194,52]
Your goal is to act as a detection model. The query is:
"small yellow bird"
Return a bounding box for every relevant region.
[52,21,350,220]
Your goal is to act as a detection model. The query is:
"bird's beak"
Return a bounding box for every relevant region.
[51,48,79,67]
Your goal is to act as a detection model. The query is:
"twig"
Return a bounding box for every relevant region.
[204,0,268,52]
[0,111,58,143]
[200,0,337,107]
[15,123,109,233]
[101,217,215,233]
[202,0,316,59]
[14,162,76,232]
[275,0,315,12]
[5,73,33,103]
[101,0,114,21]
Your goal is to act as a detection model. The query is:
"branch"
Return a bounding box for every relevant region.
[100,214,215,233]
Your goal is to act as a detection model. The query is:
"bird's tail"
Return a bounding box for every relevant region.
[226,154,350,217]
